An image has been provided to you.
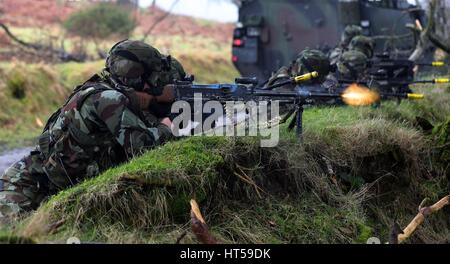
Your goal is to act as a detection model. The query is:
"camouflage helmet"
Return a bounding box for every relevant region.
[170,57,187,81]
[341,25,363,47]
[349,35,374,58]
[106,40,171,92]
[292,49,330,83]
[337,50,368,80]
[151,56,187,87]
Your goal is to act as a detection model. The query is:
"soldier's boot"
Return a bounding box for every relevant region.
[0,152,49,223]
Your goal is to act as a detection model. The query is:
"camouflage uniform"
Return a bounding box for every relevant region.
[329,25,363,67]
[169,57,187,81]
[266,49,334,92]
[348,35,375,59]
[266,49,340,108]
[335,49,381,106]
[336,50,369,81]
[0,40,180,221]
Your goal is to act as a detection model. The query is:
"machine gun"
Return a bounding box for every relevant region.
[368,53,445,81]
[166,72,424,139]
[362,53,447,93]
[339,77,449,94]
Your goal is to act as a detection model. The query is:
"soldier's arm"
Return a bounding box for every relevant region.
[266,66,291,87]
[323,74,339,91]
[82,90,172,157]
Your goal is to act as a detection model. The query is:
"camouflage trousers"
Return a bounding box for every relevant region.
[0,150,53,221]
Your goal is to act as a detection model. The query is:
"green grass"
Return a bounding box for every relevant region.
[1,84,447,244]
[12,136,371,244]
[0,61,104,149]
[0,25,448,243]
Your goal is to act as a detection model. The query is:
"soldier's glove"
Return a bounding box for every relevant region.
[135,92,155,110]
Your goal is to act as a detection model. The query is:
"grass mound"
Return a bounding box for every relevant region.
[0,61,448,244]
[4,86,448,243]
[14,136,370,243]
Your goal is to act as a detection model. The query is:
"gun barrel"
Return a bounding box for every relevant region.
[407,93,425,100]
[339,78,449,85]
[416,61,445,67]
[380,93,425,100]
[434,78,449,84]
[253,90,341,99]
[412,78,449,84]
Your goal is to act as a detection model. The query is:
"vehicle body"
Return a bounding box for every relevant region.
[232,0,426,81]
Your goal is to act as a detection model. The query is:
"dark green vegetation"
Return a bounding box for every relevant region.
[0,83,448,244]
[64,3,136,41]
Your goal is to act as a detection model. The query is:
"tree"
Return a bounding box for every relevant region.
[64,3,136,41]
[409,0,450,61]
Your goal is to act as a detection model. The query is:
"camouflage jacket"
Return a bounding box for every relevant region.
[329,46,345,67]
[336,50,369,81]
[266,66,291,89]
[38,75,172,189]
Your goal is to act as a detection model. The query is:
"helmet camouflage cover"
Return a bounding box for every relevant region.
[349,35,374,58]
[342,25,363,47]
[170,57,186,81]
[291,49,331,83]
[106,40,172,94]
[337,50,368,79]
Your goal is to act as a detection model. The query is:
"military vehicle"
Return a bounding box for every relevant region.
[231,0,427,81]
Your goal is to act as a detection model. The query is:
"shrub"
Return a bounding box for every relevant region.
[6,71,27,99]
[63,3,136,41]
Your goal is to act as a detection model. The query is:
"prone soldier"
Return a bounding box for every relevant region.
[0,40,183,222]
[329,25,363,67]
[266,49,333,92]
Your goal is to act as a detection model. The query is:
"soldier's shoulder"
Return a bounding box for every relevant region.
[83,87,130,110]
[273,66,290,76]
[266,66,290,86]
[341,50,368,60]
[330,47,343,56]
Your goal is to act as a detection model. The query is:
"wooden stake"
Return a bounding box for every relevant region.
[190,199,218,244]
[398,195,450,243]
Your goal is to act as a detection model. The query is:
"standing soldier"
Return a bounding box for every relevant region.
[0,40,182,223]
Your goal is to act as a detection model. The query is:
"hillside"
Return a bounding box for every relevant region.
[0,1,448,245]
[0,0,234,32]
[0,83,449,244]
[0,1,234,55]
